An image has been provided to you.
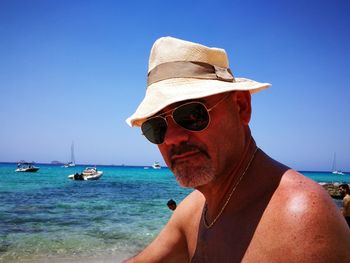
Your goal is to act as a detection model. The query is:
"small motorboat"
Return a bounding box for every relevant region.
[152,161,161,169]
[15,162,40,172]
[68,167,103,180]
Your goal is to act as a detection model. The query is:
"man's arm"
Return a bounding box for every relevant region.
[123,218,189,263]
[123,191,204,263]
[342,195,350,216]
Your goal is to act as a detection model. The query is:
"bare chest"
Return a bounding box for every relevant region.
[188,195,282,263]
[189,214,261,263]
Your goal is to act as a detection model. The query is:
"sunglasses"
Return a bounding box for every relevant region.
[141,93,231,144]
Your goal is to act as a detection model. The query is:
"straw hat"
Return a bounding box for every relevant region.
[126,36,271,127]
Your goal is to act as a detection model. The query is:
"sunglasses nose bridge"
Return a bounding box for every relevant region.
[163,116,190,145]
[163,111,174,122]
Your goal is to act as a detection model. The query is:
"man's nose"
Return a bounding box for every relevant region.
[163,117,189,145]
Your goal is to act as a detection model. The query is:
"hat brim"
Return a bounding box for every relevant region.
[126,77,271,127]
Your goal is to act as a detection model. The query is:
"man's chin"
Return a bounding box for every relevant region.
[173,163,214,188]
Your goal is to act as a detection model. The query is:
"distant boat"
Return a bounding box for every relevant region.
[63,142,76,168]
[68,167,103,180]
[332,152,345,175]
[152,161,161,169]
[15,162,40,172]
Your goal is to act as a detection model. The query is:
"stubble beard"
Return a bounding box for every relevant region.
[166,141,215,188]
[173,160,215,188]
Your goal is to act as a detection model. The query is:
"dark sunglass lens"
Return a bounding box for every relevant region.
[141,117,167,144]
[173,103,209,131]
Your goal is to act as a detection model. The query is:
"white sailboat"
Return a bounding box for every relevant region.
[332,152,344,175]
[63,142,76,168]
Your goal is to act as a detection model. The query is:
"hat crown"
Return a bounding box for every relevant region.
[126,36,271,127]
[148,37,229,72]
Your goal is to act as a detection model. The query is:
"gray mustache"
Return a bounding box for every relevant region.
[169,142,210,159]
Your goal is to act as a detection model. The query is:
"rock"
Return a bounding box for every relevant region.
[321,183,345,200]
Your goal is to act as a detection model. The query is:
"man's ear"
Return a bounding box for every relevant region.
[234,91,252,125]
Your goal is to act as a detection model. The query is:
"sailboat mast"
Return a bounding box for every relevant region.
[71,142,75,164]
[331,152,345,175]
[332,152,336,172]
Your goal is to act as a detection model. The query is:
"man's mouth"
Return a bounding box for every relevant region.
[171,149,201,162]
[168,142,209,166]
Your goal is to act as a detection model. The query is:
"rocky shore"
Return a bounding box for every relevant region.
[320,183,347,199]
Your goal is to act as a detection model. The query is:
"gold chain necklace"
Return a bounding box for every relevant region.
[203,147,258,229]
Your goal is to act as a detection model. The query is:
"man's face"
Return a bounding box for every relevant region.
[340,187,347,197]
[168,204,176,210]
[156,91,250,188]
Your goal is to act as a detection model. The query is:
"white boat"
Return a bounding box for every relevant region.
[152,161,161,169]
[332,171,345,175]
[63,162,75,168]
[68,167,103,180]
[15,162,40,172]
[332,152,345,175]
[63,142,76,167]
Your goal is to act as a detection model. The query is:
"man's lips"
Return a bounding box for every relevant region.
[171,149,201,162]
[168,142,210,165]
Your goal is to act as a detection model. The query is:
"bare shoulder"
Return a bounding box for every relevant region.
[172,190,205,235]
[279,169,332,200]
[276,169,346,226]
[176,190,205,215]
[171,190,205,258]
[278,169,339,213]
[260,169,350,261]
[344,194,350,202]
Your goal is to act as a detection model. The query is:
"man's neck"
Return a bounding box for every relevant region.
[198,137,257,224]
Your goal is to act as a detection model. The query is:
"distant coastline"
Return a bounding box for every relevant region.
[1,162,348,173]
[0,161,167,169]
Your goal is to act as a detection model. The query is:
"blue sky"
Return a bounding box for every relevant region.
[0,0,349,171]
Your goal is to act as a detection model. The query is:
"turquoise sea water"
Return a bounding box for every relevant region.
[0,163,191,262]
[0,163,349,262]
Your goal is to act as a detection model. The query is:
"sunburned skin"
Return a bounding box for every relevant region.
[124,92,350,263]
[125,37,350,263]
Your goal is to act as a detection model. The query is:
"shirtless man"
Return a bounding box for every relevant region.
[339,184,350,227]
[125,37,350,262]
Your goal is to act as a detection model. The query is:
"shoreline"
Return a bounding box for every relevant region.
[0,252,133,263]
